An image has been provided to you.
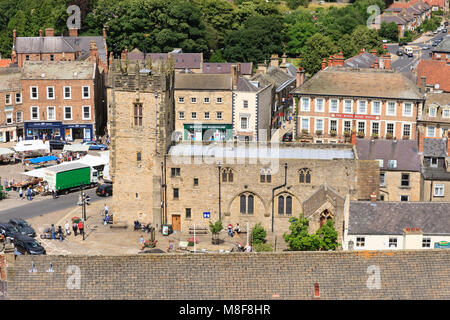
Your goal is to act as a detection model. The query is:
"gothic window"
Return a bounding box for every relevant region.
[319,210,333,227]
[286,196,292,215]
[240,193,255,214]
[278,195,284,215]
[299,168,311,184]
[222,168,233,182]
[134,102,143,126]
[248,195,254,214]
[260,169,271,183]
[240,195,246,214]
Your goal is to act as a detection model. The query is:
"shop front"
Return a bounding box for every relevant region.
[63,124,94,142]
[0,125,17,143]
[24,122,63,140]
[184,124,233,141]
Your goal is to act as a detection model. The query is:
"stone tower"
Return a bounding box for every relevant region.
[106,56,174,227]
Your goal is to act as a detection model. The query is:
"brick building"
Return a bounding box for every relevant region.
[421,138,450,201]
[292,67,424,143]
[0,67,22,142]
[416,60,450,93]
[21,60,105,141]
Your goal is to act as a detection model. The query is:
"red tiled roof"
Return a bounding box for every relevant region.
[424,0,445,7]
[0,59,11,68]
[416,60,450,92]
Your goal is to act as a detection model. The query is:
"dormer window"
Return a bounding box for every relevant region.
[429,107,437,117]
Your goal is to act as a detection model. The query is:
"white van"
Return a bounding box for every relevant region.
[404,46,413,54]
[13,140,50,153]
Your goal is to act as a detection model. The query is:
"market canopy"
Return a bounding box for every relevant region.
[63,144,89,152]
[0,148,15,156]
[22,168,47,179]
[26,155,58,164]
[14,140,50,152]
[77,154,108,167]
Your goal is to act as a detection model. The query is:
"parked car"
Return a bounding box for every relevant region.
[282,132,293,142]
[407,52,413,58]
[434,30,439,34]
[442,29,447,33]
[13,235,46,255]
[49,139,70,150]
[396,50,403,56]
[0,223,21,241]
[96,183,112,197]
[422,45,430,50]
[83,141,108,150]
[433,41,439,46]
[9,218,36,237]
[399,41,408,46]
[437,37,443,42]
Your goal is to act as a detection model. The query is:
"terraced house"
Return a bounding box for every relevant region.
[0,67,22,142]
[292,67,425,143]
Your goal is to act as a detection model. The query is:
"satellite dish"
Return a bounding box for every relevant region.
[435,83,440,89]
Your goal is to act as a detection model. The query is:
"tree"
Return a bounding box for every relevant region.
[283,214,339,251]
[286,21,317,56]
[300,33,336,75]
[351,25,383,52]
[251,223,267,245]
[286,0,309,10]
[378,22,398,42]
[337,34,358,59]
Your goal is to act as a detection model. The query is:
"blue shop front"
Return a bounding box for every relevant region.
[25,122,94,141]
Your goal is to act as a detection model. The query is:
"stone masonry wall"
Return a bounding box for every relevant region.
[3,251,450,299]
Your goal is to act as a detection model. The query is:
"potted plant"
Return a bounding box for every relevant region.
[316,130,323,136]
[371,133,379,139]
[386,133,393,139]
[330,130,337,137]
[357,131,365,138]
[344,131,351,137]
[302,129,309,135]
[403,135,410,140]
[209,220,223,245]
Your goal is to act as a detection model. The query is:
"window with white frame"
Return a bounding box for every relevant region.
[6,112,12,124]
[403,124,411,138]
[16,111,22,123]
[31,106,39,120]
[15,93,22,104]
[5,94,11,104]
[216,97,222,103]
[387,102,396,116]
[216,111,222,119]
[403,103,413,117]
[204,97,210,103]
[204,112,210,119]
[330,119,337,132]
[47,86,55,99]
[301,98,310,112]
[344,120,351,133]
[372,101,381,115]
[315,118,324,132]
[429,107,437,117]
[30,87,38,99]
[191,112,197,119]
[82,106,91,120]
[427,126,435,137]
[422,238,431,248]
[64,86,71,99]
[372,122,379,135]
[357,100,367,114]
[388,160,397,168]
[82,86,90,99]
[178,97,185,103]
[315,98,324,112]
[329,99,338,113]
[301,118,309,131]
[443,109,450,118]
[241,117,248,130]
[389,237,398,248]
[178,111,185,119]
[47,106,56,120]
[356,237,365,247]
[386,123,394,135]
[344,100,352,113]
[64,106,72,120]
[358,121,365,134]
[191,97,197,103]
[434,184,444,197]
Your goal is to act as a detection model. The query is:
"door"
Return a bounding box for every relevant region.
[172,214,181,231]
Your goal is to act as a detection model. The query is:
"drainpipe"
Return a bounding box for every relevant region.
[218,163,222,221]
[272,163,287,232]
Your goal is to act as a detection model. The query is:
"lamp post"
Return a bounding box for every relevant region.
[218,164,221,221]
[272,163,287,233]
[154,92,158,155]
[80,188,87,241]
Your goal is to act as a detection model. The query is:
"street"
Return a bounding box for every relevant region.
[0,187,101,222]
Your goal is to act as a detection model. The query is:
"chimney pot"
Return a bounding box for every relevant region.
[313,283,320,299]
[45,28,54,37]
[322,58,327,70]
[69,28,78,37]
[296,67,305,87]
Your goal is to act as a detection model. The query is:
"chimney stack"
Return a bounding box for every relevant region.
[270,54,279,68]
[420,76,426,93]
[370,49,377,56]
[90,40,98,61]
[69,28,78,37]
[39,29,42,37]
[374,59,379,69]
[313,283,320,300]
[45,28,54,37]
[360,48,365,55]
[280,53,288,72]
[103,27,107,40]
[418,126,425,153]
[322,58,327,70]
[231,65,238,88]
[296,67,305,87]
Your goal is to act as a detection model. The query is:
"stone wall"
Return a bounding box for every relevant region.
[3,251,450,299]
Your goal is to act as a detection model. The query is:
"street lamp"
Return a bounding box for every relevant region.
[154,92,158,155]
[80,187,87,241]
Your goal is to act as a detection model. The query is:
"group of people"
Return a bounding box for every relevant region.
[227,223,241,237]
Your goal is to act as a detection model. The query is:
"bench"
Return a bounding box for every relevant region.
[110,222,128,229]
[189,227,207,234]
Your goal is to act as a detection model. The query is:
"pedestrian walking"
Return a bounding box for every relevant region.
[18,187,23,200]
[78,221,84,236]
[26,187,32,201]
[72,222,78,236]
[65,221,71,236]
[139,235,145,250]
[58,226,63,242]
[51,224,55,240]
[104,204,109,216]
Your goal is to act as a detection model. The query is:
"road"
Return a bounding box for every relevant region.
[0,188,102,222]
[388,31,449,73]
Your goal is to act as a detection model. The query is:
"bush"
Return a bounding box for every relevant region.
[386,133,393,139]
[253,243,273,252]
[357,131,365,138]
[330,130,337,136]
[371,133,379,139]
[251,223,267,245]
[209,220,223,234]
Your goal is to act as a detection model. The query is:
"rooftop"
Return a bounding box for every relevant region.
[344,52,380,69]
[0,67,21,91]
[423,138,448,157]
[175,73,232,90]
[126,51,202,70]
[432,37,450,53]
[292,67,424,100]
[416,60,450,92]
[202,62,252,75]
[356,139,421,171]
[22,61,96,80]
[348,201,450,235]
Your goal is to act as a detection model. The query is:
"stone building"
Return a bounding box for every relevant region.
[0,67,22,142]
[20,60,105,140]
[417,92,450,140]
[107,57,175,227]
[292,67,424,143]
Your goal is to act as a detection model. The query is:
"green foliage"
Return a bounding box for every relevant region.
[378,22,398,42]
[286,0,309,10]
[251,223,267,245]
[253,242,273,252]
[209,219,223,234]
[300,33,336,75]
[283,214,339,251]
[421,16,441,32]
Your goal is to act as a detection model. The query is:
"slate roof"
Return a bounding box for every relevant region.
[175,74,232,90]
[127,52,202,70]
[356,139,421,172]
[416,60,450,92]
[202,62,252,75]
[303,183,345,218]
[422,167,450,180]
[432,36,450,53]
[15,36,107,63]
[22,61,96,80]
[251,66,295,93]
[423,138,448,157]
[0,67,21,91]
[236,77,260,92]
[344,53,379,69]
[292,67,424,100]
[348,201,450,235]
